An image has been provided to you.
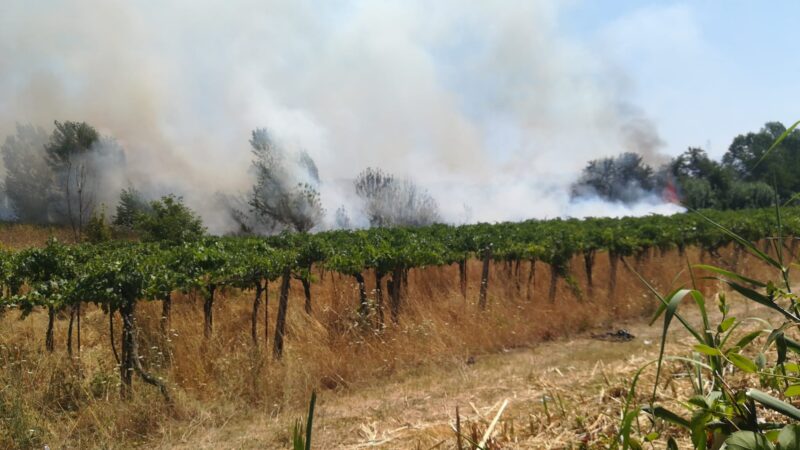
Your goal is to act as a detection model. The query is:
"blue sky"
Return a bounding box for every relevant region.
[562,1,800,158]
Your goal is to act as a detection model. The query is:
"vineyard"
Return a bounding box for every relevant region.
[0,207,796,448]
[0,207,795,400]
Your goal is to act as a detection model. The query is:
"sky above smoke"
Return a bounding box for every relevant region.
[1,1,796,231]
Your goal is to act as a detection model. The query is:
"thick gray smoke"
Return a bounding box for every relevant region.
[0,1,683,232]
[0,122,126,227]
[354,168,440,228]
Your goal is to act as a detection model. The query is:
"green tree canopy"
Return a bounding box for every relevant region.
[134,195,206,243]
[113,187,151,229]
[723,121,800,199]
[571,152,655,203]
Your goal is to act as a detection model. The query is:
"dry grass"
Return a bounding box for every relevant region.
[0,226,783,449]
[0,223,76,250]
[160,291,779,449]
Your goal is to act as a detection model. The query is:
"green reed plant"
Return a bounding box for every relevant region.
[291,390,316,450]
[618,123,800,449]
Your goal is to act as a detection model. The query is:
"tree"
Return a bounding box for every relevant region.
[134,195,205,243]
[666,147,734,209]
[45,121,101,238]
[334,206,352,229]
[218,192,277,236]
[43,121,125,238]
[722,122,800,200]
[1,124,55,223]
[248,128,324,233]
[0,190,10,221]
[113,187,150,229]
[660,146,780,210]
[568,124,800,210]
[1,122,124,229]
[680,177,717,210]
[354,167,440,228]
[669,147,719,179]
[570,152,655,204]
[355,168,395,204]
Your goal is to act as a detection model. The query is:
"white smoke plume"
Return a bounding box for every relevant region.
[0,0,682,232]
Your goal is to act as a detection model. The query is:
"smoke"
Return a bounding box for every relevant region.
[246,128,324,233]
[0,0,681,232]
[89,137,128,214]
[617,103,667,165]
[0,122,126,225]
[353,168,440,228]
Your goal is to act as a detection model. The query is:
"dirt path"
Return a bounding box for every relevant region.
[167,298,754,450]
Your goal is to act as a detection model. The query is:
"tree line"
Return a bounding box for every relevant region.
[0,123,441,238]
[571,121,800,210]
[4,120,796,239]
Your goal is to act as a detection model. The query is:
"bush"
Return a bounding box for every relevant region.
[85,207,113,243]
[134,195,205,243]
[726,181,775,209]
[113,187,150,229]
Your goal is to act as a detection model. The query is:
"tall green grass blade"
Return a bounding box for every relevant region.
[694,210,783,270]
[648,287,682,326]
[646,406,690,429]
[687,256,699,291]
[653,289,693,403]
[752,119,800,171]
[292,420,303,450]
[619,409,640,450]
[693,264,766,288]
[689,290,713,344]
[775,183,784,264]
[781,191,800,208]
[619,256,671,327]
[718,279,800,322]
[666,437,678,450]
[616,359,658,450]
[747,388,800,421]
[773,183,793,292]
[784,337,800,354]
[290,390,317,450]
[664,356,713,371]
[305,390,316,450]
[623,259,704,343]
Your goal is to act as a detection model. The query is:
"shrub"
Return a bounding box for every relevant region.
[726,181,775,209]
[134,195,205,243]
[85,206,113,243]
